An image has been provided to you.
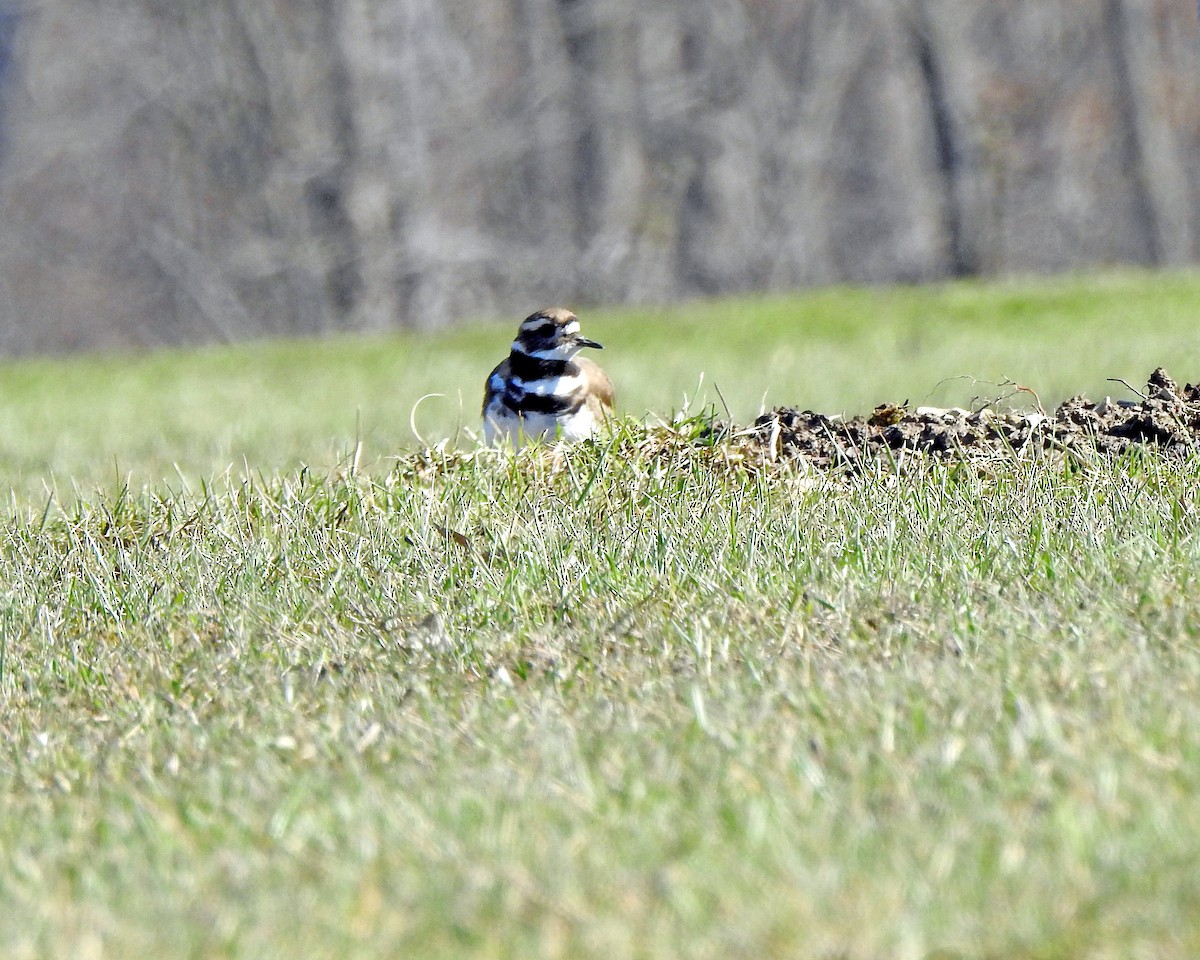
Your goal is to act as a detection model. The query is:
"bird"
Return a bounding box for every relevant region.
[482,307,615,446]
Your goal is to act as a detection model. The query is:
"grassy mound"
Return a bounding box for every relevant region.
[747,367,1200,470]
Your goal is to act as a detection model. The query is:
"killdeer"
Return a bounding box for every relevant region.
[482,307,615,445]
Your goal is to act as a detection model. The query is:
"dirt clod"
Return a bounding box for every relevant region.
[747,368,1200,471]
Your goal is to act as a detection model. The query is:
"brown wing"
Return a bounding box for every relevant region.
[577,357,615,415]
[482,357,512,416]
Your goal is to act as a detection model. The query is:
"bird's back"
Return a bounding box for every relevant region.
[576,356,615,416]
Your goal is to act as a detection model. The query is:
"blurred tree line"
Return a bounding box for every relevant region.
[0,0,1195,353]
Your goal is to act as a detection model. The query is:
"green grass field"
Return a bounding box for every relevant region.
[3,271,1200,958]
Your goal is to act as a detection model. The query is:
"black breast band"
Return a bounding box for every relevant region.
[508,351,576,382]
[504,386,581,415]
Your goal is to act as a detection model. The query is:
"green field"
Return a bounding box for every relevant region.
[3,271,1200,958]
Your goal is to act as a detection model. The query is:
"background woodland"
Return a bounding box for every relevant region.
[0,0,1195,353]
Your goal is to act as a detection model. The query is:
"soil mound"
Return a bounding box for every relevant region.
[747,368,1200,470]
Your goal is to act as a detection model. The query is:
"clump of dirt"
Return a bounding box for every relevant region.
[746,368,1200,470]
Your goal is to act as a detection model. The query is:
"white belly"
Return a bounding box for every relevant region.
[483,400,599,446]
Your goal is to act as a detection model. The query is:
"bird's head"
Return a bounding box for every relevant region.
[512,308,603,361]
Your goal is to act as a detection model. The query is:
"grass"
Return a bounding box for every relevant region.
[2,270,1200,958]
[0,268,1197,500]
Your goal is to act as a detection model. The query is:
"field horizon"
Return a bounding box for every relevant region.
[0,268,1197,499]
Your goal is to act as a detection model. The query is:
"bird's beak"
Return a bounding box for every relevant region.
[573,335,603,350]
